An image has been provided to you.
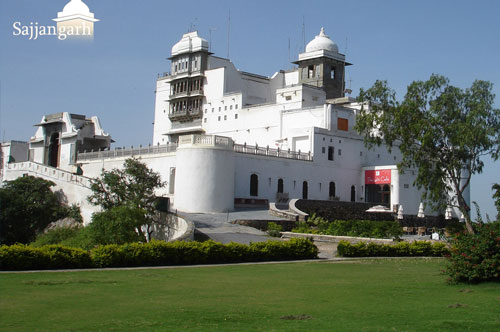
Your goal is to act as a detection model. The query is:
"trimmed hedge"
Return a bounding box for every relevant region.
[0,238,318,271]
[337,240,449,257]
[0,244,91,270]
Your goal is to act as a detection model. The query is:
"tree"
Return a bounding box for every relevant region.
[356,74,500,234]
[87,158,165,239]
[493,183,500,220]
[0,176,67,244]
[87,206,148,245]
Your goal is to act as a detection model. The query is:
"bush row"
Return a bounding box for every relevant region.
[337,240,449,257]
[0,238,318,271]
[293,215,403,239]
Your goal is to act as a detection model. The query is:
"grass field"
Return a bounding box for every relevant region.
[1,258,499,332]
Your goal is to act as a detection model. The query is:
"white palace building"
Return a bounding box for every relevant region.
[0,28,469,223]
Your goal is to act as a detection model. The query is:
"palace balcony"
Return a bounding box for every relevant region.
[168,108,202,122]
[169,89,203,100]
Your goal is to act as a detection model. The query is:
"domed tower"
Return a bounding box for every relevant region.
[167,31,211,123]
[293,28,351,99]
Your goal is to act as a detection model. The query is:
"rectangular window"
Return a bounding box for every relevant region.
[218,116,221,121]
[308,65,314,78]
[230,105,233,110]
[235,104,238,109]
[235,114,238,119]
[224,115,227,120]
[204,118,207,123]
[212,108,214,113]
[219,107,221,112]
[338,118,348,131]
[225,106,227,111]
[322,147,325,154]
[285,95,292,101]
[328,146,334,160]
[338,149,342,156]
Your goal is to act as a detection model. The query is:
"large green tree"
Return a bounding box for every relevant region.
[0,176,66,244]
[356,74,500,233]
[87,158,165,240]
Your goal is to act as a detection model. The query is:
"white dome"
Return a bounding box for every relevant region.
[305,28,339,53]
[61,0,91,16]
[171,31,209,56]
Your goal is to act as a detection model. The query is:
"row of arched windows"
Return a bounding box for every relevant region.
[249,174,356,201]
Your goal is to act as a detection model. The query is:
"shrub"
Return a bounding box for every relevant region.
[445,222,500,283]
[41,245,92,269]
[337,240,449,258]
[0,244,91,270]
[292,221,315,234]
[267,222,283,237]
[91,244,126,268]
[31,227,82,247]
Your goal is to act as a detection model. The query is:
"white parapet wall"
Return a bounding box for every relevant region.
[174,135,235,213]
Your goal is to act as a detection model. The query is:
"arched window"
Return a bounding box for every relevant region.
[302,181,308,199]
[350,185,356,202]
[277,178,284,194]
[329,182,336,198]
[250,174,258,196]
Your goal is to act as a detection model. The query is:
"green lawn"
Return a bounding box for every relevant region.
[1,258,499,332]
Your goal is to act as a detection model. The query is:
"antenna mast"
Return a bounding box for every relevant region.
[302,16,306,52]
[209,27,217,52]
[227,9,231,59]
[342,36,352,96]
[288,37,291,70]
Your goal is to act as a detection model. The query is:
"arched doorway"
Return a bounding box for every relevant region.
[48,132,60,167]
[350,185,356,202]
[250,174,258,196]
[277,178,284,194]
[302,181,308,199]
[329,181,336,199]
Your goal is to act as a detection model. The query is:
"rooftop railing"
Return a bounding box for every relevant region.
[77,143,178,161]
[234,143,312,161]
[76,135,312,162]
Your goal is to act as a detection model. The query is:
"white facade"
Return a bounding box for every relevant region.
[1,28,469,224]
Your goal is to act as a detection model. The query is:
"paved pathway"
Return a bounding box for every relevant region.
[181,207,285,244]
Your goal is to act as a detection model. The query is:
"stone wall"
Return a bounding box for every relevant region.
[296,199,395,221]
[231,219,297,231]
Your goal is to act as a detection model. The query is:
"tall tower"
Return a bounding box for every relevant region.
[293,28,351,99]
[167,31,211,123]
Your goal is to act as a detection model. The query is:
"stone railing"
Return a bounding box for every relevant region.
[178,134,234,149]
[5,161,92,188]
[77,143,178,161]
[234,143,313,161]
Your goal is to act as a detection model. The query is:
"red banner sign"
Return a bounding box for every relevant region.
[365,169,391,184]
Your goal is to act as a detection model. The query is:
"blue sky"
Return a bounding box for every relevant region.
[0,0,499,219]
